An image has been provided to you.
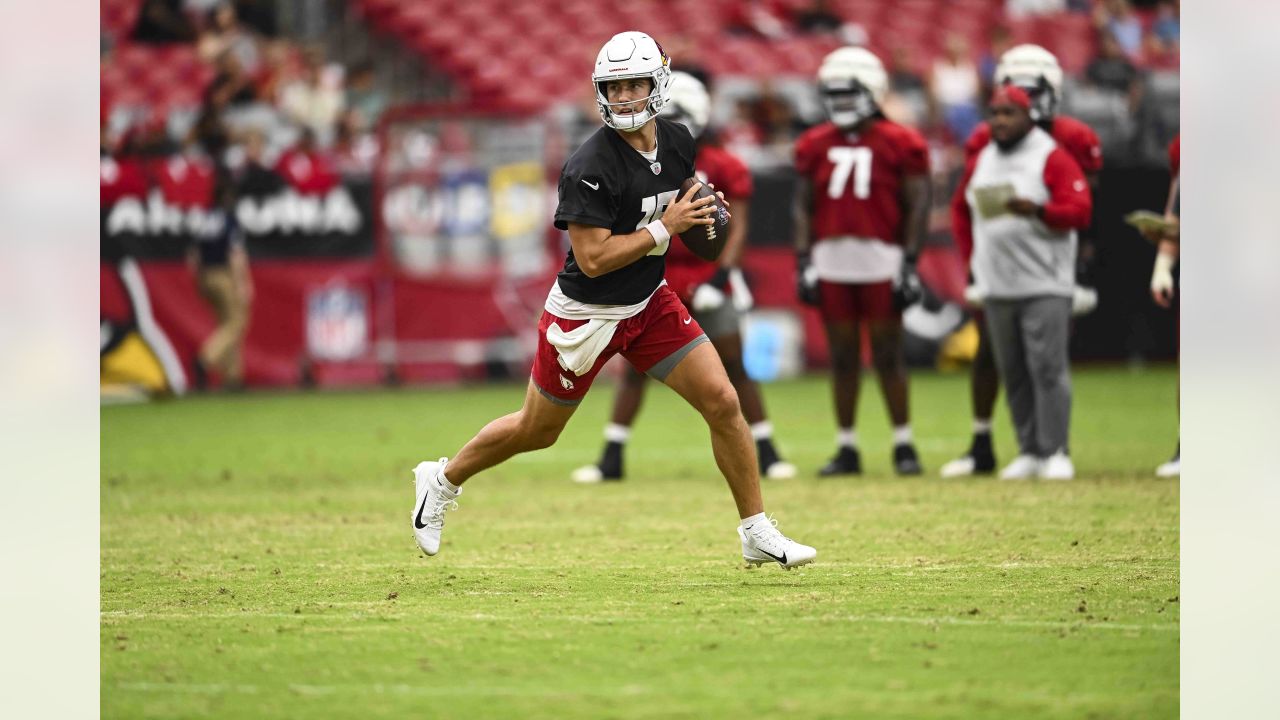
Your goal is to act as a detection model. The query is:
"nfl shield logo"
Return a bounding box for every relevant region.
[306,285,369,361]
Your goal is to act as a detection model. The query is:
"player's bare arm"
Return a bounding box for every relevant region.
[792,175,814,257]
[898,174,932,257]
[567,182,716,277]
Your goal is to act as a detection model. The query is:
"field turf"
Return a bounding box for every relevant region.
[101,367,1179,719]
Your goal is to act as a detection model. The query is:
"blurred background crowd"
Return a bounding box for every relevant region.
[100,0,1179,395]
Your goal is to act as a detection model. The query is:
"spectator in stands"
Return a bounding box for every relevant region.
[332,111,380,175]
[133,0,197,44]
[978,26,1014,95]
[793,0,842,35]
[234,128,286,198]
[886,47,929,126]
[1093,0,1144,60]
[1153,0,1180,46]
[930,34,982,141]
[232,0,278,38]
[1086,31,1140,96]
[279,49,345,146]
[725,0,790,40]
[344,61,388,132]
[274,128,339,196]
[205,50,259,111]
[198,2,262,74]
[888,46,926,94]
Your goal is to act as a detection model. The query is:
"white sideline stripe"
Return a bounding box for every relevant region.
[100,609,1176,633]
[119,257,187,394]
[112,681,650,698]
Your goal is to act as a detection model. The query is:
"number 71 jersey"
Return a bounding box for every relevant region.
[794,118,930,246]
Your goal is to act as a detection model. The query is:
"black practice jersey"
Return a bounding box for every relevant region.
[553,117,697,305]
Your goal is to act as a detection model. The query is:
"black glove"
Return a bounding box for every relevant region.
[796,253,820,306]
[892,255,923,312]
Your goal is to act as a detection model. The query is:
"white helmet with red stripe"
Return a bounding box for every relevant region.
[995,44,1064,122]
[592,31,673,133]
[665,71,711,139]
[817,46,888,128]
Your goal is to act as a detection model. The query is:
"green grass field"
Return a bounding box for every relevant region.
[101,367,1179,719]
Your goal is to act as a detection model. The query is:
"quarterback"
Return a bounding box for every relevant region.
[410,32,816,569]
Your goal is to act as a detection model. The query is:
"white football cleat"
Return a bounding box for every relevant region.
[571,464,605,484]
[764,460,798,480]
[739,516,816,570]
[940,455,977,478]
[1038,452,1075,481]
[1155,457,1180,477]
[411,458,461,556]
[999,454,1042,480]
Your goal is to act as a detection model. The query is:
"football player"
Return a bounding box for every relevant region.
[1144,134,1179,477]
[794,47,931,476]
[941,44,1105,478]
[572,71,798,484]
[410,32,815,569]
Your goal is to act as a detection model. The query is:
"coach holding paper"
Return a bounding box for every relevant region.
[951,86,1092,481]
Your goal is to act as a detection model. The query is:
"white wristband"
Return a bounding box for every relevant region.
[1153,252,1175,276]
[644,220,670,247]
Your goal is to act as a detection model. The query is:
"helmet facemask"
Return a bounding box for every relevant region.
[596,72,668,132]
[1003,75,1057,123]
[821,79,879,129]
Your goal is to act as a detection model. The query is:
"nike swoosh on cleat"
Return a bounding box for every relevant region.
[756,548,787,565]
[413,480,442,530]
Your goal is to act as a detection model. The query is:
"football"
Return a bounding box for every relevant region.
[677,176,730,262]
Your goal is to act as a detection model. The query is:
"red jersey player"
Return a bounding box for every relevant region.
[1143,134,1179,477]
[573,71,797,484]
[941,44,1105,479]
[794,47,932,476]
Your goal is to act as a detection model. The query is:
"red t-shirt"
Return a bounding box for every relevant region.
[794,118,930,246]
[965,115,1103,175]
[666,144,754,302]
[100,154,149,207]
[275,148,339,196]
[151,154,216,209]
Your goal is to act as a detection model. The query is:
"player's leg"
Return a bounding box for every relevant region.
[818,280,863,475]
[1021,296,1074,480]
[702,301,796,479]
[627,286,814,568]
[941,317,999,477]
[572,362,648,483]
[412,310,608,557]
[412,380,578,556]
[864,281,921,475]
[661,342,816,568]
[196,269,243,387]
[983,300,1041,479]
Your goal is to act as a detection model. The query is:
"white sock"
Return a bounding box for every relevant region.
[893,425,913,445]
[603,423,631,444]
[750,421,774,441]
[973,418,992,435]
[837,428,857,448]
[740,511,767,530]
[438,469,462,494]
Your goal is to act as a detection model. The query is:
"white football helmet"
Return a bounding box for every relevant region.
[995,44,1064,122]
[817,46,888,129]
[665,71,711,138]
[592,31,673,133]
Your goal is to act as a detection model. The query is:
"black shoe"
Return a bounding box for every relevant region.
[192,358,208,391]
[571,441,624,483]
[969,433,996,474]
[757,438,780,473]
[893,443,923,476]
[819,446,862,476]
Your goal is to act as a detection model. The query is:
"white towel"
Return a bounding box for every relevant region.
[546,318,620,376]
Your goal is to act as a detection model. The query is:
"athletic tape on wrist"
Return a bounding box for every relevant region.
[645,220,670,247]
